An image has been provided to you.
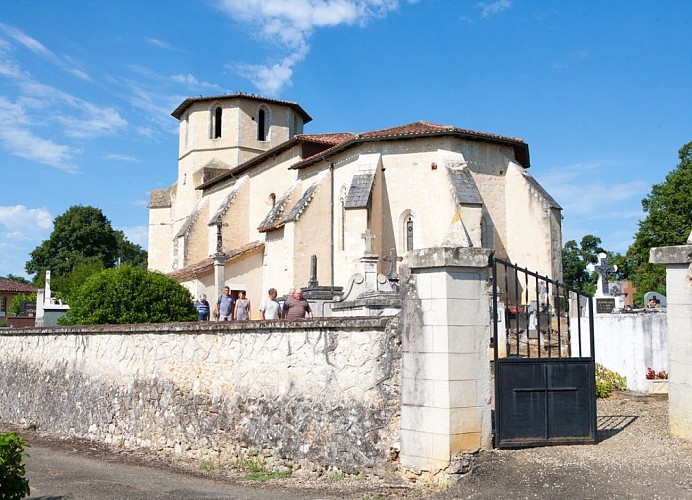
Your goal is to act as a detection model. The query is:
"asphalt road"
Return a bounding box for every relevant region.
[11,395,692,500]
[25,444,316,500]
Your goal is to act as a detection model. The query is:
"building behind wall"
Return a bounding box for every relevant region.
[148,93,563,311]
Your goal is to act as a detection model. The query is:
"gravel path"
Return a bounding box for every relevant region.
[5,394,691,499]
[443,394,692,499]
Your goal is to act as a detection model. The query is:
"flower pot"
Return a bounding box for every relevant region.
[645,379,669,394]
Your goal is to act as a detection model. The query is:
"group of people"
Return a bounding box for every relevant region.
[193,286,313,322]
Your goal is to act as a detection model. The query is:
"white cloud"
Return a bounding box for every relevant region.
[56,102,128,139]
[539,162,649,217]
[0,30,128,168]
[119,225,148,248]
[170,73,222,90]
[0,97,79,171]
[476,0,511,18]
[107,153,139,163]
[0,205,53,234]
[0,22,91,81]
[216,0,404,95]
[145,38,181,52]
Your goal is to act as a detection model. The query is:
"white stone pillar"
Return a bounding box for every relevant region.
[213,254,226,302]
[650,234,692,441]
[399,247,493,475]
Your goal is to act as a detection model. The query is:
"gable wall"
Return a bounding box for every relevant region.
[504,162,560,278]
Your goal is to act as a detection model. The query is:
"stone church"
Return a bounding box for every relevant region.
[148,93,562,313]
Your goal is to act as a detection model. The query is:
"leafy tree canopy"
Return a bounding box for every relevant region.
[59,265,197,325]
[626,141,692,303]
[25,206,147,289]
[562,235,605,294]
[4,274,30,285]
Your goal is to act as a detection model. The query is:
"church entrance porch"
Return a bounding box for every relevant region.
[491,258,597,448]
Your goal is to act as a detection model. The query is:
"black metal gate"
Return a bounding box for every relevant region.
[492,258,596,448]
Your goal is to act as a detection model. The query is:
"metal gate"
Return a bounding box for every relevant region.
[492,258,597,448]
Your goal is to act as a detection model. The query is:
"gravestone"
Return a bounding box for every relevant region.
[622,281,637,307]
[586,253,618,312]
[643,291,667,309]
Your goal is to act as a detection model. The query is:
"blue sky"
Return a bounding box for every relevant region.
[0,0,690,279]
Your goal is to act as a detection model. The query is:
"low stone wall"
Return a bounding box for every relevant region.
[0,318,401,473]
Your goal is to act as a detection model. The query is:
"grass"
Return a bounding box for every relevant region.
[237,458,264,472]
[328,472,347,481]
[198,460,215,471]
[243,469,292,482]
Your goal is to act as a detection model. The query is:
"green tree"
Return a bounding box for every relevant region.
[50,258,105,303]
[59,265,197,325]
[627,142,692,304]
[114,230,148,269]
[562,235,604,294]
[8,293,37,316]
[25,206,147,289]
[4,274,30,285]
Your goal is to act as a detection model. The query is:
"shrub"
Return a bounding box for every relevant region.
[595,363,627,398]
[58,265,197,325]
[0,432,30,499]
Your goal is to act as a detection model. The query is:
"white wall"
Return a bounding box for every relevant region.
[573,312,668,393]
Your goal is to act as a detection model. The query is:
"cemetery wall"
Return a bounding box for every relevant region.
[0,317,402,473]
[575,312,667,393]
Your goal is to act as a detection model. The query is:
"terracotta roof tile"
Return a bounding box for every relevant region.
[168,241,265,282]
[290,121,529,170]
[197,133,352,191]
[172,92,312,122]
[0,277,39,294]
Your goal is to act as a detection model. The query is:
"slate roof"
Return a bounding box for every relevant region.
[174,199,207,239]
[0,277,38,294]
[283,177,322,223]
[168,241,265,282]
[257,181,299,232]
[447,166,483,205]
[290,121,530,169]
[148,188,172,209]
[344,172,376,209]
[208,176,247,225]
[520,169,562,210]
[171,92,312,122]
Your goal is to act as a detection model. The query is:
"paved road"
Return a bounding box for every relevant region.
[25,444,315,500]
[13,396,692,500]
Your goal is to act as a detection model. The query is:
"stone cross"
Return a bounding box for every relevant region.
[215,219,228,254]
[383,248,403,281]
[622,280,637,306]
[587,253,617,296]
[361,229,375,255]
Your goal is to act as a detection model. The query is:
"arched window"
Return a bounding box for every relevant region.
[257,108,266,141]
[406,216,414,252]
[213,106,222,138]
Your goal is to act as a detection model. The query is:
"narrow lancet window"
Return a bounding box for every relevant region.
[406,216,414,251]
[257,109,266,141]
[214,107,222,138]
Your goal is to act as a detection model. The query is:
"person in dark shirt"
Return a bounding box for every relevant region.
[194,294,210,321]
[283,288,313,319]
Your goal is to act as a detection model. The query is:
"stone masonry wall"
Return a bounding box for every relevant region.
[0,317,401,473]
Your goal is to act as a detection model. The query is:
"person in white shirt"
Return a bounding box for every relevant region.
[259,288,282,320]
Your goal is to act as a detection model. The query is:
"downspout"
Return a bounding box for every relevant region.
[329,161,335,286]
